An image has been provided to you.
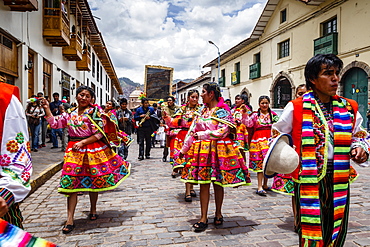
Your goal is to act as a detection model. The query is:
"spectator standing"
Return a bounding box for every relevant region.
[49,92,63,149]
[25,97,45,152]
[37,92,47,148]
[61,96,71,152]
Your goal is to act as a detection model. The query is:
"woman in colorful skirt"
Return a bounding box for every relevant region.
[178,82,251,232]
[271,84,307,232]
[41,86,131,234]
[164,89,200,202]
[246,96,278,196]
[231,94,252,161]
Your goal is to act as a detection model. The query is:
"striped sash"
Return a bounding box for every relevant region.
[300,92,352,245]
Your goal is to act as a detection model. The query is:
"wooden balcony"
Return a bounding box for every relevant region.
[62,33,82,61]
[3,0,38,11]
[43,7,70,46]
[76,49,91,71]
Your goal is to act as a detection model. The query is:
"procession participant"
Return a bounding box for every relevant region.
[37,92,48,148]
[270,84,307,232]
[246,96,278,196]
[178,82,251,231]
[0,76,32,228]
[162,96,179,163]
[164,90,200,202]
[134,98,158,160]
[271,54,369,246]
[232,94,253,161]
[41,86,131,234]
[116,98,133,160]
[104,100,117,117]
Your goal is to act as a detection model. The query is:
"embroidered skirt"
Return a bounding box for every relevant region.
[180,137,251,187]
[172,130,188,171]
[249,128,270,172]
[234,123,249,152]
[271,174,295,195]
[58,140,131,193]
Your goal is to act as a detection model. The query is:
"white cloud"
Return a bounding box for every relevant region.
[89,0,267,83]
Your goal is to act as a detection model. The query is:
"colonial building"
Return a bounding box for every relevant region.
[204,0,370,122]
[175,71,212,105]
[0,0,122,106]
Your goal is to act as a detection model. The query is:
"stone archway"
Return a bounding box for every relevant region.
[270,72,294,108]
[239,87,252,101]
[340,61,370,127]
[339,61,370,96]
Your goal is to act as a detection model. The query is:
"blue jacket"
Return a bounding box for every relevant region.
[134,106,156,128]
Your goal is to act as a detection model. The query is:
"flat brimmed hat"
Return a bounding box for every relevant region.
[263,133,299,178]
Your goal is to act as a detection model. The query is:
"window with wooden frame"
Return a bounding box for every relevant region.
[278,39,290,59]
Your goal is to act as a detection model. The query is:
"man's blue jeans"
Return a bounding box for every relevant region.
[51,128,63,148]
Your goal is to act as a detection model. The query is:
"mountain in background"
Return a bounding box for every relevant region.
[173,78,193,84]
[119,77,194,98]
[119,77,143,99]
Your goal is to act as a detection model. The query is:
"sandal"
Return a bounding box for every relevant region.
[190,190,196,197]
[62,224,75,234]
[256,190,267,196]
[193,220,208,232]
[214,216,224,226]
[184,195,192,202]
[89,214,99,221]
[263,186,272,191]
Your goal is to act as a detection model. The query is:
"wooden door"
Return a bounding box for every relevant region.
[343,67,368,127]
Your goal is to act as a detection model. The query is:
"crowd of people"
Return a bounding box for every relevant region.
[2,54,369,246]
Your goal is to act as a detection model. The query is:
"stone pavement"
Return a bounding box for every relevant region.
[20,139,370,247]
[29,141,64,194]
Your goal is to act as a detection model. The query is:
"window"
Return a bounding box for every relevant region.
[280,9,287,23]
[92,53,95,77]
[43,60,52,97]
[86,78,89,87]
[1,36,13,50]
[254,53,260,63]
[279,39,290,59]
[322,17,337,36]
[100,66,103,84]
[100,88,103,105]
[235,62,240,72]
[97,61,100,82]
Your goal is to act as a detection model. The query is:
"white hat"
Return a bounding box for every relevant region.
[263,133,299,178]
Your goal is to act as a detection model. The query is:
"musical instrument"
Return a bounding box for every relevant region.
[138,110,150,127]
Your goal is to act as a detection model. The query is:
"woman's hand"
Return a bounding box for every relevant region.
[72,141,85,151]
[40,98,49,109]
[190,132,198,140]
[351,147,368,163]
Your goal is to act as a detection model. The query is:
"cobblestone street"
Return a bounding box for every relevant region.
[21,141,370,247]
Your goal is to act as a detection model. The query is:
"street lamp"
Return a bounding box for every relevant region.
[208,40,220,85]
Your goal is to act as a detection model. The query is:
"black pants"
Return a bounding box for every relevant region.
[137,127,152,157]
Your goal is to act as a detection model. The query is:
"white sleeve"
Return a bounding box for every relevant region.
[0,95,32,204]
[271,102,294,135]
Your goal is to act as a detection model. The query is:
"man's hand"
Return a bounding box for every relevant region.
[351,147,368,163]
[0,197,9,217]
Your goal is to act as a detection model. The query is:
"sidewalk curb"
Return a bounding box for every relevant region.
[29,161,63,195]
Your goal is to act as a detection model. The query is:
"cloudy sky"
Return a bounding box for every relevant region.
[89,0,268,84]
